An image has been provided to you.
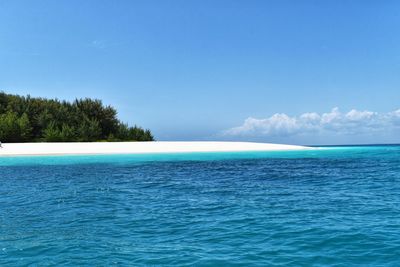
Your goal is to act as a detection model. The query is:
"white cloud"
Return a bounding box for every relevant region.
[223,108,400,138]
[89,40,126,50]
[90,40,107,49]
[345,109,375,121]
[390,109,400,125]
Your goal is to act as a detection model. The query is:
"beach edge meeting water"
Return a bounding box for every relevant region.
[0,141,310,156]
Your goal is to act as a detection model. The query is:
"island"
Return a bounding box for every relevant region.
[0,92,153,142]
[0,92,309,156]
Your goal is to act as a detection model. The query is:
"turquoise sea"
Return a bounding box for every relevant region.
[1,145,400,266]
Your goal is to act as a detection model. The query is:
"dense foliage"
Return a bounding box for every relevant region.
[0,92,154,142]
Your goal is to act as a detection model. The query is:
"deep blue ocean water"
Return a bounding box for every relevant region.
[1,145,400,266]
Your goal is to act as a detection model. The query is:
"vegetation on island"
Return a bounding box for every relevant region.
[0,92,154,142]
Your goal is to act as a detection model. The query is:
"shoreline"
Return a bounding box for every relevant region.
[0,141,310,157]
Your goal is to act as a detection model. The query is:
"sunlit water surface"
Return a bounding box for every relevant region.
[1,145,400,266]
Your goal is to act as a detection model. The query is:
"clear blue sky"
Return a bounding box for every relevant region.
[1,0,399,144]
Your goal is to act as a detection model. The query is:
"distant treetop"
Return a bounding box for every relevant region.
[0,92,154,142]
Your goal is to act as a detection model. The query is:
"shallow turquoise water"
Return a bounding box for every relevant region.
[1,145,400,266]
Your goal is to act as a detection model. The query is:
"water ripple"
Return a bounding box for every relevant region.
[1,146,400,265]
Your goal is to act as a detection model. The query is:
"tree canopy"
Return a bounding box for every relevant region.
[0,92,154,142]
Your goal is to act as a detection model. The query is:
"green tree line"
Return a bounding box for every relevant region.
[0,92,154,142]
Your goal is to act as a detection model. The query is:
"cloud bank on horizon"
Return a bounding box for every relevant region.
[222,108,400,144]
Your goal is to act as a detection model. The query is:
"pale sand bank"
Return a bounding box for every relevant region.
[0,141,310,156]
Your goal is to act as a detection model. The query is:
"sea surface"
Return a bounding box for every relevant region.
[1,145,400,266]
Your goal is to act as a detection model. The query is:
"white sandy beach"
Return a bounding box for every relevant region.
[0,141,309,156]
